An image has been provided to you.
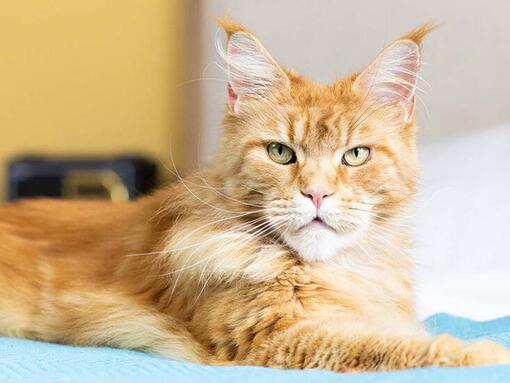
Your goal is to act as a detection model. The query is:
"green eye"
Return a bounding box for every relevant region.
[343,147,371,167]
[267,143,296,164]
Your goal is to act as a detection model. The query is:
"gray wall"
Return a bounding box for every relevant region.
[186,0,510,162]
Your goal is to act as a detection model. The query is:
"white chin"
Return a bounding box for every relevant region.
[283,226,350,262]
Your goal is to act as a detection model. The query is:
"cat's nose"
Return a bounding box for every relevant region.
[301,188,333,208]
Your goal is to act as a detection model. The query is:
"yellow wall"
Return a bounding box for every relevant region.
[0,0,184,201]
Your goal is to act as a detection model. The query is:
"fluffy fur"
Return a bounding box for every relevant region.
[0,20,509,371]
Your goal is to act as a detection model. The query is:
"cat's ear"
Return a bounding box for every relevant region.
[217,19,289,113]
[353,24,435,122]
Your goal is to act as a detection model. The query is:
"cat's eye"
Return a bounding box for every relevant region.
[267,143,296,165]
[342,147,371,167]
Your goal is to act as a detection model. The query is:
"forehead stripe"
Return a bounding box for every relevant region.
[287,113,296,142]
[292,115,306,142]
[303,110,312,141]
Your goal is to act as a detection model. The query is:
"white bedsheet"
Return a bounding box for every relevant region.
[413,124,510,320]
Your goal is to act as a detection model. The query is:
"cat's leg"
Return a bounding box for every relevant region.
[77,309,208,363]
[36,298,210,364]
[245,322,510,372]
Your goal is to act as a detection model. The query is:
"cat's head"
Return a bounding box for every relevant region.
[214,20,433,263]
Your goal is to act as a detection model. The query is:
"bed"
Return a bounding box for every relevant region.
[1,314,509,382]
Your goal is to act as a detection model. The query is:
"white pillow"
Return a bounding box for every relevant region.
[413,124,510,320]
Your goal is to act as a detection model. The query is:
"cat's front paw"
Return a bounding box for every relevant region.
[428,334,510,367]
[460,340,510,366]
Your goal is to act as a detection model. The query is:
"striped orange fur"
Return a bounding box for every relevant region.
[0,20,509,371]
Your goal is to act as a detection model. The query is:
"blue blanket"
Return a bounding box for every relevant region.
[1,313,510,383]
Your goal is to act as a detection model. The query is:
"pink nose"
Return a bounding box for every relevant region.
[301,189,333,208]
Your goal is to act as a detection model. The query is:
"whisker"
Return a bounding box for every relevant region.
[166,209,266,250]
[191,174,266,209]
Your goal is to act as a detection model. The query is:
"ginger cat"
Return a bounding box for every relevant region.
[1,20,509,372]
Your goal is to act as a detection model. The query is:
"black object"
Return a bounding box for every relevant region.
[6,156,157,202]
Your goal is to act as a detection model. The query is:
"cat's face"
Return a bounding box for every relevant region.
[217,21,428,262]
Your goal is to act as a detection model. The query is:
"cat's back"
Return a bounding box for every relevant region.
[0,196,166,275]
[0,198,140,247]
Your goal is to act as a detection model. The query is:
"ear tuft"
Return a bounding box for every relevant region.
[215,17,249,37]
[400,22,438,48]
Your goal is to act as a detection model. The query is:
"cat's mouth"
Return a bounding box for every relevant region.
[301,216,336,232]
